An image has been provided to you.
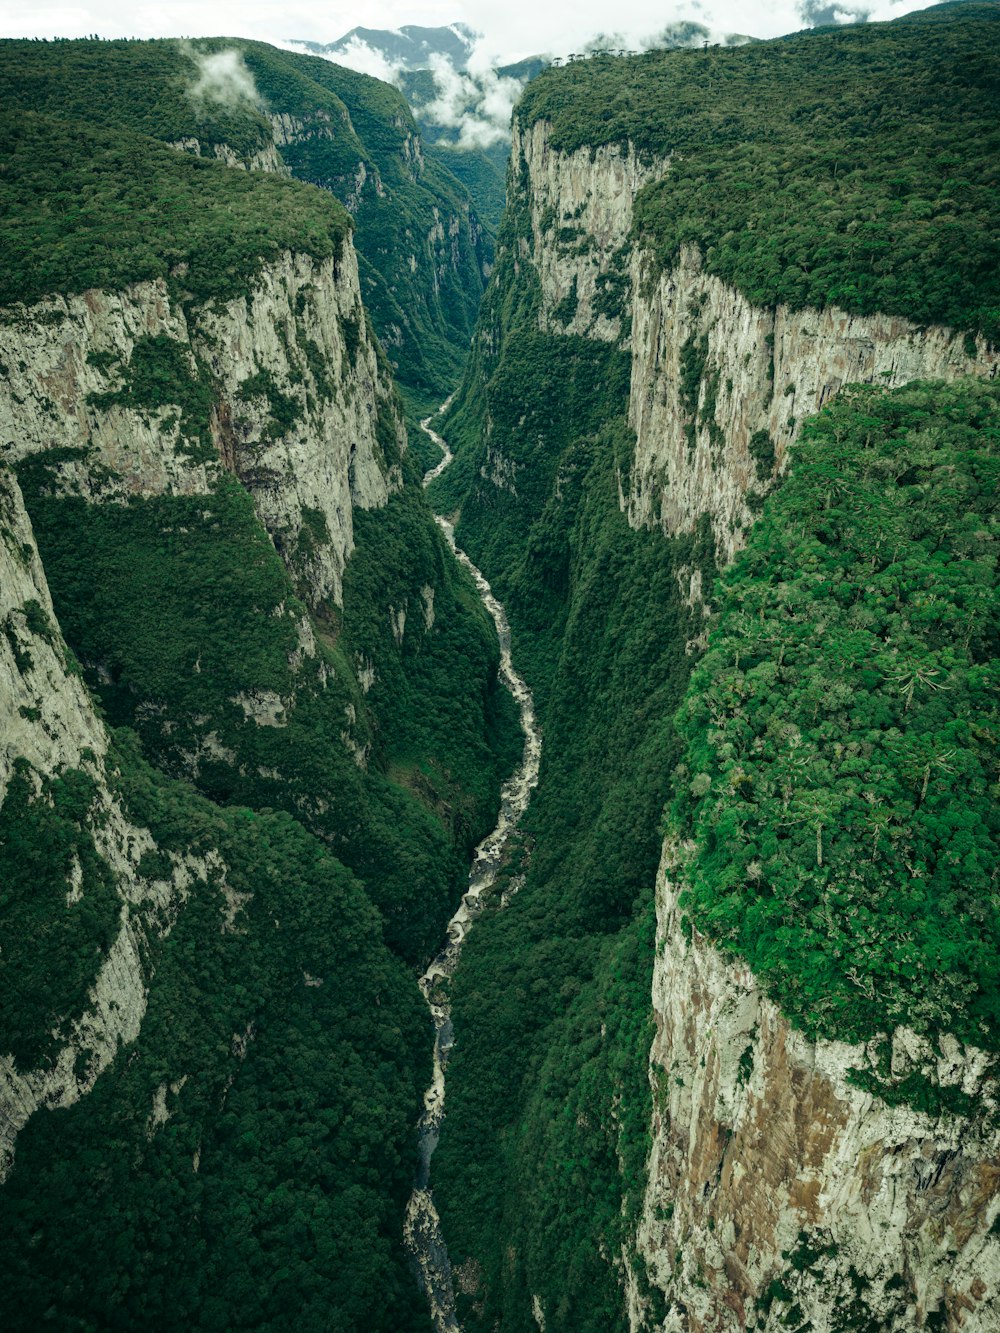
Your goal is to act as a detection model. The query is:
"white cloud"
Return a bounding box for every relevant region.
[315,34,406,85]
[419,52,472,127]
[410,50,525,147]
[186,45,260,106]
[2,0,944,63]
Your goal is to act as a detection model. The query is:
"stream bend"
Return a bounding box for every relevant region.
[402,407,542,1331]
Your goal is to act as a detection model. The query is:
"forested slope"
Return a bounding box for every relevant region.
[0,37,490,406]
[0,40,519,1330]
[519,3,1000,338]
[428,6,1000,1330]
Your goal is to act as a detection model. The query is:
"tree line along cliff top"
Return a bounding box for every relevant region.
[0,38,482,344]
[0,37,359,308]
[516,3,1000,340]
[0,111,353,307]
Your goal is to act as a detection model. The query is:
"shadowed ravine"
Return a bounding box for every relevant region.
[402,407,542,1331]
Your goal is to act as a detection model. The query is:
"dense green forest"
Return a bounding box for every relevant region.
[670,377,1000,1083]
[520,5,1000,338]
[0,35,519,1330]
[426,7,1000,1329]
[0,110,350,306]
[1,732,435,1332]
[0,36,489,403]
[1,444,520,1326]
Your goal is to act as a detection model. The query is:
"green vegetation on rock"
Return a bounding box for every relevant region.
[0,36,490,403]
[2,421,519,1325]
[15,458,517,965]
[425,11,1000,1327]
[0,764,119,1071]
[0,732,435,1333]
[426,162,711,1326]
[87,333,217,459]
[520,5,1000,339]
[276,49,491,401]
[670,377,1000,1051]
[0,35,516,1312]
[0,110,349,308]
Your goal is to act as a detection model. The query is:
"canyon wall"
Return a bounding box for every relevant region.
[0,232,402,1173]
[628,846,1000,1332]
[509,116,1000,1330]
[517,118,999,564]
[0,243,400,606]
[0,467,221,1179]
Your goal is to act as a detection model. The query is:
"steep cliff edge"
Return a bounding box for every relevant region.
[515,116,999,565]
[1,36,492,406]
[631,373,1000,1331]
[1,244,399,607]
[429,12,1000,1332]
[0,51,519,1330]
[0,466,224,1177]
[632,848,1000,1333]
[256,51,492,402]
[513,70,1000,1333]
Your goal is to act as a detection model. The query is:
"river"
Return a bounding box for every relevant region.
[402,407,542,1330]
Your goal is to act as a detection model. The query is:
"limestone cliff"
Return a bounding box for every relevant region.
[0,231,408,1173]
[508,116,1000,1330]
[0,242,401,606]
[167,135,289,175]
[625,250,999,567]
[0,468,220,1179]
[515,118,666,344]
[629,845,1000,1332]
[515,118,999,566]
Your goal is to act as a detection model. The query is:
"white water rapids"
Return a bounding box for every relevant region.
[402,407,542,1330]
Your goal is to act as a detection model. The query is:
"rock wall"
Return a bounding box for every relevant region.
[625,248,1000,567]
[0,229,406,1173]
[515,119,1000,567]
[0,469,106,796]
[0,242,402,606]
[628,845,1000,1332]
[167,135,289,175]
[0,468,218,1179]
[517,118,667,342]
[513,118,1000,1330]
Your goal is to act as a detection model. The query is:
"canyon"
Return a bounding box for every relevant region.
[1,15,999,1333]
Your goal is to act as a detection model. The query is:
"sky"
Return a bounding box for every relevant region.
[0,0,941,63]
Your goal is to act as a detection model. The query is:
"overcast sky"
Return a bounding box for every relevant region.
[0,0,939,62]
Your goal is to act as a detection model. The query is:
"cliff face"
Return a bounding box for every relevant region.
[508,117,1000,1329]
[0,468,218,1179]
[516,119,999,565]
[516,119,666,343]
[0,38,525,1326]
[167,135,289,175]
[0,35,493,404]
[0,243,400,606]
[0,234,404,1173]
[250,50,493,397]
[625,250,999,567]
[629,847,1000,1333]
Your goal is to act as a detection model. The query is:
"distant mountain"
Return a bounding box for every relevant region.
[287,26,546,230]
[297,21,757,230]
[302,23,479,71]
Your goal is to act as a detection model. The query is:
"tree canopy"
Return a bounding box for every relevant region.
[671,377,1000,1054]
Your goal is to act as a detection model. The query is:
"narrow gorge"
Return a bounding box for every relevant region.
[1,10,999,1333]
[405,409,542,1330]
